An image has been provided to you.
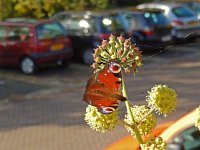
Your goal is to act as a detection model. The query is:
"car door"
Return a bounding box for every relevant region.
[6,26,30,65]
[0,25,8,65]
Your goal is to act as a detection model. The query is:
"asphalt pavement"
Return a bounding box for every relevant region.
[0,41,200,150]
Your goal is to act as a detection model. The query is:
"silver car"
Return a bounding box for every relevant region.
[137,2,200,41]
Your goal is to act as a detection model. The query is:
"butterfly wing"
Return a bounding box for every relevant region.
[97,66,121,90]
[83,62,126,114]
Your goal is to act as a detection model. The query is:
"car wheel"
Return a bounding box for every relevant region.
[83,49,93,65]
[20,57,36,74]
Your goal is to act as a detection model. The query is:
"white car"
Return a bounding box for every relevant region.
[137,2,200,41]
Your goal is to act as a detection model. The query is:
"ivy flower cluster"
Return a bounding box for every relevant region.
[124,105,157,137]
[140,136,167,150]
[146,85,177,116]
[92,35,142,73]
[84,105,119,133]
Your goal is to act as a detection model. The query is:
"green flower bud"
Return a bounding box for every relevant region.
[117,49,124,56]
[111,54,116,59]
[108,48,114,55]
[124,38,131,46]
[115,43,121,49]
[125,68,131,73]
[117,36,125,43]
[121,57,127,63]
[109,34,115,41]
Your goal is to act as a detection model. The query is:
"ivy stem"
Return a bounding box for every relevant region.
[137,109,154,125]
[121,72,144,144]
[119,120,135,129]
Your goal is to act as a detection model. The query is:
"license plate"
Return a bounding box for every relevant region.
[161,35,172,42]
[188,21,197,26]
[51,44,64,51]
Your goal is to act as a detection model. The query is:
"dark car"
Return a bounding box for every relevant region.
[118,9,173,51]
[52,11,126,65]
[0,19,73,74]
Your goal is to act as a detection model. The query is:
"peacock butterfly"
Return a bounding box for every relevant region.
[83,61,126,114]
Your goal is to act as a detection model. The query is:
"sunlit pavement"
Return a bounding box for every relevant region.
[0,41,200,150]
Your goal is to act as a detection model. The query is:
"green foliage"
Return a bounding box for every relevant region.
[0,0,152,19]
[13,0,66,18]
[0,0,13,19]
[1,0,111,19]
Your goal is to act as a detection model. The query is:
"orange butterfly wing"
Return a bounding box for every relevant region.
[83,63,126,114]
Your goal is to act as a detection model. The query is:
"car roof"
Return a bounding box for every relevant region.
[138,1,184,8]
[110,8,164,16]
[0,18,58,27]
[53,10,118,19]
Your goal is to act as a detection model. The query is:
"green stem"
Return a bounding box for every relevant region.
[119,120,135,129]
[121,72,144,144]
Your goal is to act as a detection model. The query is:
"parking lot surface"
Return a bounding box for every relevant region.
[0,42,200,150]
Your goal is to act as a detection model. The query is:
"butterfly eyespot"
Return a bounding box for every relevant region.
[101,107,115,114]
[109,62,121,74]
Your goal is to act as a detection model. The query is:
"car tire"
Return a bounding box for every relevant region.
[20,57,36,74]
[83,49,93,65]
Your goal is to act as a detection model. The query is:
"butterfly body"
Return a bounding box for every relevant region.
[83,61,126,114]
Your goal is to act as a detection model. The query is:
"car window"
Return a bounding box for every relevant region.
[143,12,170,26]
[123,13,137,29]
[8,26,30,42]
[0,25,7,42]
[172,6,194,17]
[36,22,66,40]
[99,15,125,33]
[58,16,96,35]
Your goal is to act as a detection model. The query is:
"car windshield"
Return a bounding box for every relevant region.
[62,17,96,35]
[172,6,194,17]
[143,12,170,26]
[36,22,66,40]
[99,15,125,33]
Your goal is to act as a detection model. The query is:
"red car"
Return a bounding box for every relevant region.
[0,19,73,74]
[104,109,200,150]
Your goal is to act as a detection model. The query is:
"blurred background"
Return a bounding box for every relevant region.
[0,0,200,150]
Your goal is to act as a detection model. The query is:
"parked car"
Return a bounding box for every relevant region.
[52,11,126,65]
[0,19,73,74]
[137,1,200,41]
[104,109,200,150]
[117,8,173,51]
